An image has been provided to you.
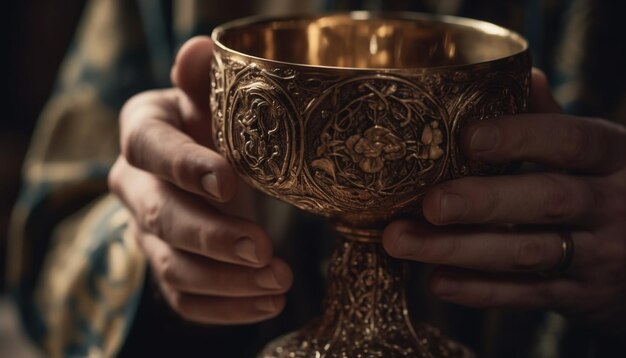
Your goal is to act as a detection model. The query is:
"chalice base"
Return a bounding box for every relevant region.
[259,231,474,357]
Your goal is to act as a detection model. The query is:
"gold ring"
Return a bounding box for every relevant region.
[542,231,575,276]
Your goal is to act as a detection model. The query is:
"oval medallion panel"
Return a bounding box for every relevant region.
[225,68,297,190]
[304,75,450,214]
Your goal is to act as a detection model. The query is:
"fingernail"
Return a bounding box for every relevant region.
[201,173,222,199]
[256,297,277,312]
[235,237,259,264]
[470,126,499,153]
[440,192,467,223]
[255,267,282,290]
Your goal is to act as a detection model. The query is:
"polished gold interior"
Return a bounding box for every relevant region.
[214,13,527,69]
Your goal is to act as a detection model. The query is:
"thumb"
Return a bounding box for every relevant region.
[170,36,214,111]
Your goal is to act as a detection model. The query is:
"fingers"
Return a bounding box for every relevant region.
[421,173,601,226]
[384,220,592,273]
[461,113,626,175]
[137,228,292,297]
[129,220,291,325]
[109,157,271,267]
[169,36,215,144]
[119,89,236,201]
[428,267,578,310]
[134,223,290,324]
[161,289,286,325]
[119,36,228,199]
[170,36,214,111]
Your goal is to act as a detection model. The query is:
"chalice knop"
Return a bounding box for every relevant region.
[210,12,530,357]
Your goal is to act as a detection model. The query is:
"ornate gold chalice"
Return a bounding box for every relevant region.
[210,12,530,357]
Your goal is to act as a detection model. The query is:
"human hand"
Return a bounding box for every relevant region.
[108,36,293,324]
[383,68,626,333]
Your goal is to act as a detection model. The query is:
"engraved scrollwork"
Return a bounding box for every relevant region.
[260,236,474,358]
[304,76,449,214]
[213,52,530,216]
[212,14,531,358]
[210,55,227,154]
[224,64,299,191]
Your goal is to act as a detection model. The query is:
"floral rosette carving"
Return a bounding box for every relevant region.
[305,76,449,215]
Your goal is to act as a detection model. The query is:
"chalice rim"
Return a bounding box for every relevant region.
[211,11,529,72]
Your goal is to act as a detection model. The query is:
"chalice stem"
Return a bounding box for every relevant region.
[259,226,474,357]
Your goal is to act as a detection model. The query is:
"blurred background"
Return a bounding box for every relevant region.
[2,0,86,285]
[2,1,89,356]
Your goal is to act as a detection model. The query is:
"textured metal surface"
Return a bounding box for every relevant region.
[260,236,474,357]
[211,12,530,357]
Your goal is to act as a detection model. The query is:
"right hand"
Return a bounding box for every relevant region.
[108,36,293,324]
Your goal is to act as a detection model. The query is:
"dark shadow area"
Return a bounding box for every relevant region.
[1,0,86,291]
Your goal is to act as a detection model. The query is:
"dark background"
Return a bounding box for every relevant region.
[1,0,87,291]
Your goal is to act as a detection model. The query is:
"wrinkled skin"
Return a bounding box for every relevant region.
[383,68,626,335]
[109,37,293,324]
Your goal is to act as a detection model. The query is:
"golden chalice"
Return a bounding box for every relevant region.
[210,12,530,357]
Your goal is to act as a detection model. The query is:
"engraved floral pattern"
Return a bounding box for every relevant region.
[211,52,530,219]
[419,121,444,160]
[306,77,449,212]
[260,237,475,357]
[344,126,407,173]
[210,44,530,358]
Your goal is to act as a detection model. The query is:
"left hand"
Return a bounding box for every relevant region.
[383,68,626,334]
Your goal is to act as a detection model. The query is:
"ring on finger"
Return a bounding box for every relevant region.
[540,231,575,277]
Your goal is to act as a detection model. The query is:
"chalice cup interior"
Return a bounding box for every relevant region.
[210,12,530,357]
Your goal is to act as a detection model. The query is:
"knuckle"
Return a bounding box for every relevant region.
[119,95,138,128]
[140,195,166,237]
[512,237,546,271]
[540,175,570,220]
[194,223,225,256]
[120,93,171,169]
[132,228,146,249]
[168,291,190,318]
[120,90,161,127]
[119,96,146,162]
[169,142,198,185]
[513,125,533,156]
[192,226,211,255]
[160,262,179,288]
[107,159,124,195]
[121,125,146,168]
[156,252,178,286]
[559,121,588,163]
